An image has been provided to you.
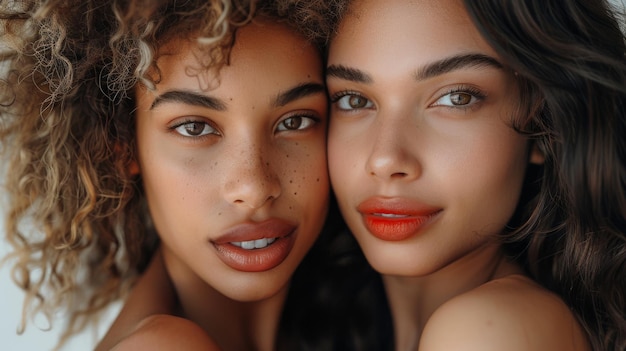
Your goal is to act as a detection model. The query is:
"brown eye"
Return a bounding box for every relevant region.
[348,95,369,108]
[334,93,374,110]
[174,121,216,137]
[283,116,303,130]
[184,122,206,135]
[277,115,316,131]
[432,88,484,108]
[449,92,472,105]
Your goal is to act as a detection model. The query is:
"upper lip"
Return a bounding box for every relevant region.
[357,196,441,216]
[211,218,296,244]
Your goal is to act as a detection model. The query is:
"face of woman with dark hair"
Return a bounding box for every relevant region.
[133,19,329,301]
[326,0,543,276]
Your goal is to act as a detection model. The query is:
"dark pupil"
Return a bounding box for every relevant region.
[284,117,302,130]
[450,93,471,105]
[349,95,367,108]
[184,122,205,136]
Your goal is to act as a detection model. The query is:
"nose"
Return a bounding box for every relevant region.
[223,143,281,209]
[365,116,422,181]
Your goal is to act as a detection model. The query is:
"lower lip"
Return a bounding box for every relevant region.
[212,233,296,272]
[362,213,439,241]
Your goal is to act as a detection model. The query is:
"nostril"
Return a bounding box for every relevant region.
[370,170,409,178]
[390,172,408,178]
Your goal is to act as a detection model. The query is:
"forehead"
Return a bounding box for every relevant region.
[329,0,498,68]
[151,19,323,92]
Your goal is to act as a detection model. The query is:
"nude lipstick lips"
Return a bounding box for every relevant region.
[357,197,441,241]
[211,218,296,272]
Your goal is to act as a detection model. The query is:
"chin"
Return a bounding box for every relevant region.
[218,272,293,302]
[364,250,431,277]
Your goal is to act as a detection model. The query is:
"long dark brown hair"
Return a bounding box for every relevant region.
[464,1,626,350]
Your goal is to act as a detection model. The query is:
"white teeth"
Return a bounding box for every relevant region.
[230,237,277,250]
[376,213,407,218]
[254,238,267,248]
[242,241,256,249]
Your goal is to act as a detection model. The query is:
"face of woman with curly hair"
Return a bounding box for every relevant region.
[133,19,329,301]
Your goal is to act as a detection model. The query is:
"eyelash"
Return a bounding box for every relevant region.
[330,90,373,111]
[276,113,319,132]
[330,90,359,103]
[169,118,219,140]
[168,113,319,140]
[431,86,486,110]
[330,86,487,112]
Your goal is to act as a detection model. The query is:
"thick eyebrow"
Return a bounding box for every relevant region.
[272,82,326,107]
[150,90,227,111]
[326,53,503,84]
[326,65,373,84]
[415,53,503,80]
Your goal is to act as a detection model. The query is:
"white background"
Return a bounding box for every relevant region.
[1,1,625,349]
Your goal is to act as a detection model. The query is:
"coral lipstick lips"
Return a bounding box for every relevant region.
[362,215,431,241]
[212,218,296,272]
[357,197,441,241]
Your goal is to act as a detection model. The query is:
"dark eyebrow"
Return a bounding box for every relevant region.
[150,90,227,111]
[272,82,326,107]
[326,65,373,84]
[326,54,503,85]
[415,53,503,80]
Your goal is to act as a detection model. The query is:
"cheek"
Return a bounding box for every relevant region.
[328,130,360,198]
[280,139,329,209]
[278,139,330,258]
[137,136,221,238]
[447,138,529,230]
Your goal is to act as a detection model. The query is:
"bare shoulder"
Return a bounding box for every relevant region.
[419,275,591,351]
[109,314,221,351]
[96,249,179,351]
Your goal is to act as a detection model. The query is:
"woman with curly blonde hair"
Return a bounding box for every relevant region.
[1,0,390,350]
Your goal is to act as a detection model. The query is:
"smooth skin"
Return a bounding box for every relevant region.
[97,17,329,351]
[326,0,590,350]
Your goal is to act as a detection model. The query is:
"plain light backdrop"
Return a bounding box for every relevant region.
[1,1,625,349]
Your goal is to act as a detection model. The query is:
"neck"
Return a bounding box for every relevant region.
[382,243,522,351]
[163,249,289,351]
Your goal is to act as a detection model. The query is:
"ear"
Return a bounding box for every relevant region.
[529,141,545,165]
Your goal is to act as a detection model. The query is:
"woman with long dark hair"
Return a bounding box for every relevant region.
[325,0,625,349]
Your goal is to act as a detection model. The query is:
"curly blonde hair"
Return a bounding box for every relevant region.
[0,0,341,348]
